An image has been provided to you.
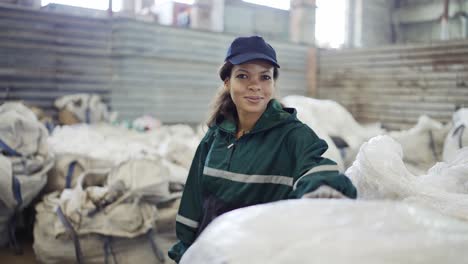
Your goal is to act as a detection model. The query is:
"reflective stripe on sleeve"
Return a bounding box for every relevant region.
[293,164,340,190]
[176,214,199,229]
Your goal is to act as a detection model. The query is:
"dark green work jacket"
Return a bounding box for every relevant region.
[169,99,357,262]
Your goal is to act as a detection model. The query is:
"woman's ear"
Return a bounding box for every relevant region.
[224,78,230,90]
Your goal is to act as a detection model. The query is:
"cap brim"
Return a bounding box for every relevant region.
[228,52,280,68]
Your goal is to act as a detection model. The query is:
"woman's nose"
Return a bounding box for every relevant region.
[248,85,261,91]
[248,79,261,91]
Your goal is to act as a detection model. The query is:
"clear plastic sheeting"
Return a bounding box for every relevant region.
[416,147,468,194]
[388,115,450,174]
[181,199,468,264]
[346,135,468,220]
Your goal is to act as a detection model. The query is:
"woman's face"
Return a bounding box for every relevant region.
[226,60,275,119]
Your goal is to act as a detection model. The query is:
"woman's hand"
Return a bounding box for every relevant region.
[302,185,347,199]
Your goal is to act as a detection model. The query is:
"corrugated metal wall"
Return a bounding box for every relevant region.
[0,5,112,116]
[224,1,289,41]
[318,40,468,129]
[111,18,309,123]
[0,5,309,124]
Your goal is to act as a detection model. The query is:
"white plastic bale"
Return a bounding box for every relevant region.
[416,147,468,194]
[0,102,54,246]
[0,103,49,157]
[282,95,385,172]
[443,108,468,162]
[48,123,198,173]
[283,100,345,172]
[132,115,162,131]
[388,115,450,174]
[161,159,189,184]
[0,155,15,246]
[106,159,177,203]
[48,124,160,165]
[45,153,113,193]
[54,93,110,124]
[347,135,416,200]
[33,157,182,263]
[33,192,166,264]
[181,199,468,264]
[159,137,198,169]
[282,95,384,149]
[346,135,468,221]
[0,155,16,210]
[14,157,53,209]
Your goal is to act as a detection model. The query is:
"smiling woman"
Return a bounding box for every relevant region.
[41,0,122,11]
[168,35,357,263]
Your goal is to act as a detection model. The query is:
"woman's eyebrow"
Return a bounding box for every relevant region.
[235,69,272,74]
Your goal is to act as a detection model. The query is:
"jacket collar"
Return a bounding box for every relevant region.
[217,99,297,135]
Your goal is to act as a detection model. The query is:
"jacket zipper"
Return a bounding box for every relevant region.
[227,135,238,171]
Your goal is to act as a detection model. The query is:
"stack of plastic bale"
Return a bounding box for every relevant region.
[0,102,54,249]
[44,121,199,260]
[48,122,200,185]
[34,159,182,263]
[54,94,113,125]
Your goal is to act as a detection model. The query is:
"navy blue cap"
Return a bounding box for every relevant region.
[224,36,280,68]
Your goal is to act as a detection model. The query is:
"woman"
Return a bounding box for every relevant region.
[168,36,357,262]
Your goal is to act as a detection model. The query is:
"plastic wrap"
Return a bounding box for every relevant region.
[182,199,468,264]
[388,115,449,174]
[347,135,468,220]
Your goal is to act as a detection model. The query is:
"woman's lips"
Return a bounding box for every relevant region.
[245,96,263,103]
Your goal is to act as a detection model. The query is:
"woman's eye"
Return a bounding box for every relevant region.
[236,74,248,79]
[262,75,272,80]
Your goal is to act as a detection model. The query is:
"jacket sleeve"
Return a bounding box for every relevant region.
[287,124,357,199]
[168,129,215,263]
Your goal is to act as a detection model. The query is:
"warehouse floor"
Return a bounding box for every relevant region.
[0,230,177,263]
[0,233,36,264]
